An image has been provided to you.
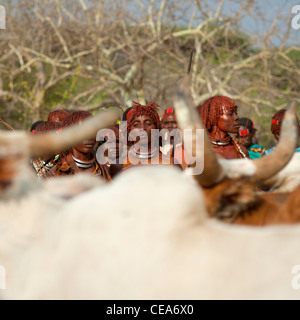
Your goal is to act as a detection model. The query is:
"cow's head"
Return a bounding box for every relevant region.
[174,75,299,220]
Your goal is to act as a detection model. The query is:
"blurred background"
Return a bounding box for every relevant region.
[0,0,299,147]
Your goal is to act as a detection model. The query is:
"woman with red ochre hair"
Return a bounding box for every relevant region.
[47,109,69,124]
[160,108,189,169]
[47,111,111,181]
[110,101,181,176]
[197,95,249,159]
[264,109,300,155]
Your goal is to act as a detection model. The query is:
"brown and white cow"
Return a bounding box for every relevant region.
[261,152,300,193]
[0,79,300,299]
[174,75,300,225]
[1,165,300,299]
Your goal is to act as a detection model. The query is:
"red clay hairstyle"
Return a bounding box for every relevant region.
[62,111,93,128]
[271,109,286,135]
[271,109,300,135]
[30,120,45,134]
[47,109,69,123]
[34,121,62,134]
[197,95,237,132]
[127,101,161,133]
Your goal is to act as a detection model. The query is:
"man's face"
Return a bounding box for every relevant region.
[217,106,240,134]
[161,113,178,132]
[237,125,255,148]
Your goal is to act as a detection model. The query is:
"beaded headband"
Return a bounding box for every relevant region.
[272,119,281,125]
[239,129,250,136]
[162,108,175,117]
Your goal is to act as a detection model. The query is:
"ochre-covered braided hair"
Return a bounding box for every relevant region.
[47,109,69,124]
[197,95,237,132]
[271,109,286,135]
[127,100,161,132]
[34,121,61,134]
[62,111,93,128]
[271,109,300,136]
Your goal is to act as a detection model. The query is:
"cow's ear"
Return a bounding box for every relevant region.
[204,178,261,222]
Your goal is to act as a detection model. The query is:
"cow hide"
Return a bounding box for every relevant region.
[2,166,300,300]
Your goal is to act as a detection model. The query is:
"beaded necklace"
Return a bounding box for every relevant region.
[132,146,158,159]
[72,155,96,169]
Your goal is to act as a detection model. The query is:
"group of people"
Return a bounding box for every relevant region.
[30,95,299,181]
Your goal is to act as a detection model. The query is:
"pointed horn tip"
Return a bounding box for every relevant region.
[175,75,191,97]
[251,101,298,183]
[279,102,298,144]
[287,101,296,114]
[282,101,298,126]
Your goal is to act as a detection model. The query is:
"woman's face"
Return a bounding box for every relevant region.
[73,138,96,155]
[217,106,240,134]
[129,115,156,146]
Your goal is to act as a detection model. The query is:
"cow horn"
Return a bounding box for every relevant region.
[251,101,298,183]
[29,109,121,158]
[173,75,224,187]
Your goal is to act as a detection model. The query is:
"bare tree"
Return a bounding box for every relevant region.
[0,0,299,147]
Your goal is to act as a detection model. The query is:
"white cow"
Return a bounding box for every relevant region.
[1,78,300,299]
[2,165,300,300]
[0,110,120,297]
[263,152,300,192]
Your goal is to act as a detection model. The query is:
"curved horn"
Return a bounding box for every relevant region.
[251,101,298,183]
[29,109,121,158]
[173,75,224,187]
